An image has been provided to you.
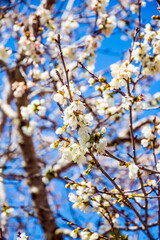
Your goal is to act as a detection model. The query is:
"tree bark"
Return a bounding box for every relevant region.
[8,66,63,240]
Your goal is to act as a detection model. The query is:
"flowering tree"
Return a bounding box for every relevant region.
[0,0,160,239]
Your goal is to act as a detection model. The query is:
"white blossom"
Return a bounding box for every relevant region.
[61,16,79,33]
[157,160,160,173]
[12,81,26,98]
[101,127,106,134]
[29,68,41,79]
[154,92,160,101]
[141,139,149,147]
[121,95,133,110]
[97,14,116,37]
[62,148,73,162]
[142,126,154,139]
[80,231,90,240]
[68,192,77,203]
[18,37,44,64]
[132,42,150,63]
[17,232,28,240]
[0,44,12,60]
[154,40,160,54]
[70,230,78,238]
[56,127,65,135]
[95,137,107,154]
[157,124,160,135]
[22,120,36,136]
[128,164,138,180]
[61,143,87,164]
[89,0,110,13]
[20,99,46,120]
[37,105,46,116]
[78,127,91,148]
[147,179,157,187]
[40,71,49,80]
[90,233,99,240]
[36,6,51,25]
[135,196,142,203]
[88,77,96,86]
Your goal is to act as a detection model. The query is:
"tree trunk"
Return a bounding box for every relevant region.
[13,67,63,240]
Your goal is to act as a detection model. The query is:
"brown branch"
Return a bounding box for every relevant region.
[45,0,56,9]
[89,149,154,240]
[56,34,73,102]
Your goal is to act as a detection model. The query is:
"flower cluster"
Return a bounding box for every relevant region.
[22,120,36,137]
[157,160,160,172]
[79,35,103,74]
[1,204,14,219]
[93,81,119,117]
[71,227,99,240]
[61,143,87,164]
[78,127,92,148]
[12,81,27,98]
[71,229,99,240]
[130,1,146,14]
[110,61,138,90]
[143,23,156,44]
[147,179,157,187]
[132,24,160,76]
[143,55,160,76]
[52,81,102,164]
[121,95,133,110]
[152,92,160,106]
[89,0,110,13]
[63,101,93,130]
[21,99,46,120]
[61,16,79,34]
[156,124,160,136]
[92,134,107,154]
[0,44,12,60]
[152,28,160,54]
[141,126,154,147]
[128,163,139,180]
[29,68,49,81]
[132,42,150,63]
[17,232,29,240]
[20,99,46,136]
[67,180,112,217]
[36,6,51,25]
[68,181,94,213]
[41,165,55,184]
[18,37,44,64]
[84,36,102,57]
[54,83,81,106]
[53,122,107,164]
[97,14,116,37]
